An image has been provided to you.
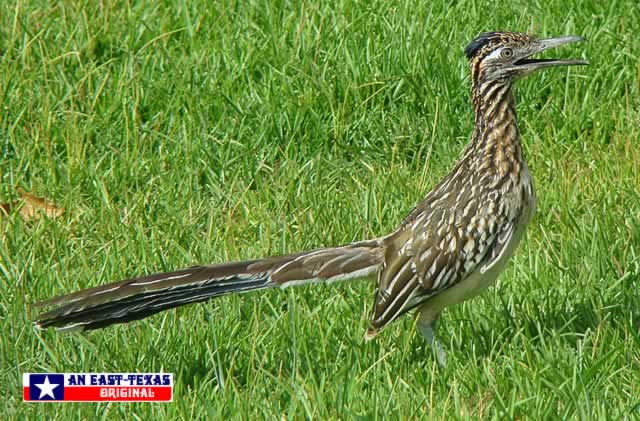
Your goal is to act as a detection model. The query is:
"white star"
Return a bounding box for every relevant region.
[34,376,59,399]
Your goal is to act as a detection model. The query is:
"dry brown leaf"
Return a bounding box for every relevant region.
[17,188,65,220]
[0,188,64,221]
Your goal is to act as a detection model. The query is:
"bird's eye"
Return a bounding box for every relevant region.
[500,48,514,59]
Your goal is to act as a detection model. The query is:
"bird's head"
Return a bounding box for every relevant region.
[465,31,588,85]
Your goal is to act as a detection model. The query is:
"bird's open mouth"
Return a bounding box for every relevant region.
[514,35,589,69]
[515,58,575,65]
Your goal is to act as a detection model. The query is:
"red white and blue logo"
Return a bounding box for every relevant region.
[23,373,173,402]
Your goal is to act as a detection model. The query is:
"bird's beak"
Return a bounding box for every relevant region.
[514,35,589,72]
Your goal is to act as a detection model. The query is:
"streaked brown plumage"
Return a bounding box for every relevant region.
[33,32,587,366]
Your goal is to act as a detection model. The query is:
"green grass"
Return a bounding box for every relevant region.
[2,0,639,418]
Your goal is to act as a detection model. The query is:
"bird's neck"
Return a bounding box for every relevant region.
[468,80,524,178]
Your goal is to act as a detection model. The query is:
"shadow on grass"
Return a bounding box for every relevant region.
[396,275,640,368]
[442,292,640,364]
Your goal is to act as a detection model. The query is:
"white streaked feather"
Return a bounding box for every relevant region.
[432,267,448,289]
[82,285,121,300]
[54,321,91,332]
[326,266,379,283]
[146,285,267,309]
[336,252,370,270]
[280,265,379,288]
[271,248,329,276]
[129,272,193,287]
[386,259,413,291]
[480,224,515,274]
[380,285,419,321]
[313,254,349,276]
[420,248,432,262]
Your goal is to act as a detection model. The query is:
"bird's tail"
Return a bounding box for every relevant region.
[33,239,384,332]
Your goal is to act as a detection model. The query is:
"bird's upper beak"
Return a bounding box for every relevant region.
[513,35,589,72]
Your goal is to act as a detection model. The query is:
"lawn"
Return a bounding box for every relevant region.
[2,0,639,418]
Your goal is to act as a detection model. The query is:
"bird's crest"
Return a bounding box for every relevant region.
[464,31,533,60]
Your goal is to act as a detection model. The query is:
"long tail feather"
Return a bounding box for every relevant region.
[33,240,383,331]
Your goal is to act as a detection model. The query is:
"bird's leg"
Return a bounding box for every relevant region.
[417,308,446,367]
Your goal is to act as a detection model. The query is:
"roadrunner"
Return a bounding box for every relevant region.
[34,32,587,366]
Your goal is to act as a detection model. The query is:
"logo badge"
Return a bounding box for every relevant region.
[23,373,173,402]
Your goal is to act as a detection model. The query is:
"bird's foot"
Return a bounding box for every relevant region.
[418,321,447,368]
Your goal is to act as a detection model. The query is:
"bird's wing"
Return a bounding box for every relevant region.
[367,205,514,336]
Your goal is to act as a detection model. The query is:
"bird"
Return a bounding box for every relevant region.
[33,32,587,366]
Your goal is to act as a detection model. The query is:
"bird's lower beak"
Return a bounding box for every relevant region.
[514,35,589,71]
